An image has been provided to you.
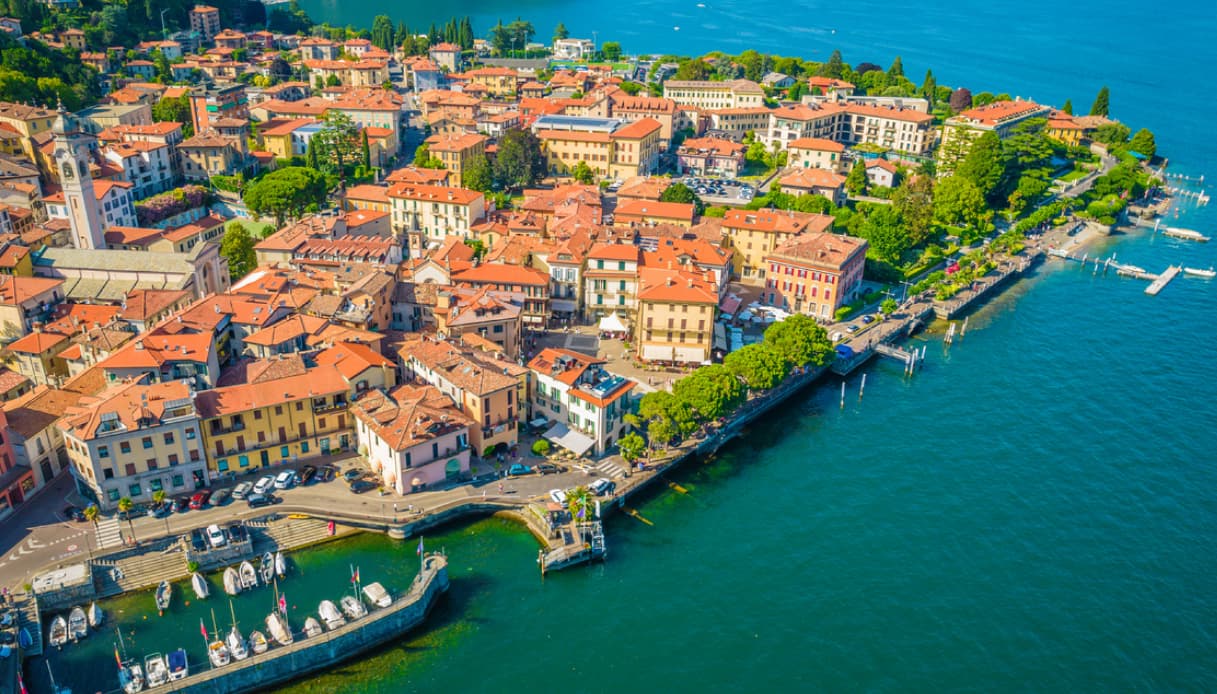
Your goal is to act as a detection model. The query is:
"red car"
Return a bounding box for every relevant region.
[189,490,212,510]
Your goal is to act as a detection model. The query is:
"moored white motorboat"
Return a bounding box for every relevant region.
[1183,266,1216,278]
[154,581,171,614]
[249,630,269,654]
[226,626,248,661]
[223,567,241,596]
[274,551,286,578]
[265,613,292,646]
[207,638,231,668]
[318,600,345,630]
[239,561,258,590]
[191,572,210,600]
[88,601,104,628]
[144,653,168,688]
[166,649,188,681]
[340,595,367,620]
[303,616,322,638]
[119,660,145,693]
[259,552,275,584]
[68,606,88,641]
[48,615,68,648]
[362,582,391,609]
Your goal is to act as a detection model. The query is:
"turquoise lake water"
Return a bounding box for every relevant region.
[30,0,1217,690]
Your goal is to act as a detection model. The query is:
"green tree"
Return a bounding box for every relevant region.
[880,297,898,316]
[845,160,868,196]
[601,41,622,61]
[219,221,257,280]
[886,55,904,79]
[306,136,320,170]
[637,390,698,443]
[360,129,371,169]
[572,160,595,184]
[151,95,193,137]
[956,131,1008,202]
[658,182,705,215]
[463,239,486,258]
[724,343,790,390]
[1089,85,1110,117]
[859,205,909,262]
[673,59,712,81]
[493,128,545,190]
[920,69,936,106]
[153,49,171,83]
[552,22,569,42]
[618,432,646,463]
[462,154,494,192]
[673,364,746,421]
[151,489,166,507]
[1129,128,1156,159]
[763,313,835,368]
[1091,122,1131,146]
[325,74,342,87]
[819,49,844,79]
[891,175,934,245]
[531,439,550,456]
[243,166,329,226]
[117,497,136,544]
[370,14,394,50]
[1061,99,1073,115]
[314,110,360,181]
[933,175,989,229]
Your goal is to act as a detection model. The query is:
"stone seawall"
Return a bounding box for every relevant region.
[166,553,449,693]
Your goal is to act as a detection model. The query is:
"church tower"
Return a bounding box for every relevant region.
[51,103,105,251]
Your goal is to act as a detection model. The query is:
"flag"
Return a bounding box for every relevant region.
[577,505,585,519]
[351,565,359,584]
[16,672,26,694]
[416,536,424,556]
[199,619,208,640]
[278,593,287,614]
[114,644,124,669]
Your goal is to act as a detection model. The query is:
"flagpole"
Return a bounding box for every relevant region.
[200,619,211,669]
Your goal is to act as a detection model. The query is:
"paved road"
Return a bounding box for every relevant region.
[0,452,615,589]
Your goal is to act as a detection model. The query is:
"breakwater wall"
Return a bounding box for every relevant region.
[166,553,449,693]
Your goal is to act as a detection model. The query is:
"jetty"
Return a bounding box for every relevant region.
[1145,266,1180,295]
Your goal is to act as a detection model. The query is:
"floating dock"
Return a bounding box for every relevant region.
[1145,266,1180,295]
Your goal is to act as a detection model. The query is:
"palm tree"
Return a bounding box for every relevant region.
[566,485,592,521]
[152,490,166,507]
[117,497,136,545]
[83,504,100,554]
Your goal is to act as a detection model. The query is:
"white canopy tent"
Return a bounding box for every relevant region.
[542,422,596,457]
[598,313,627,332]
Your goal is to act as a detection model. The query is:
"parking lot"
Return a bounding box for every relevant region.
[680,175,756,205]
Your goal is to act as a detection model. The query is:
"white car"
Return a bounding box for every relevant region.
[231,481,253,500]
[206,523,227,549]
[274,470,297,490]
[549,489,568,505]
[589,478,615,496]
[253,475,277,494]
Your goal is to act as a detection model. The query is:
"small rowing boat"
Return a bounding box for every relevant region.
[167,648,188,681]
[239,561,258,590]
[88,601,104,628]
[275,551,287,578]
[191,572,209,600]
[319,600,345,630]
[48,615,67,648]
[223,567,241,596]
[1183,266,1216,278]
[68,606,88,641]
[249,630,269,654]
[303,616,322,639]
[154,581,171,614]
[362,582,391,609]
[260,552,275,584]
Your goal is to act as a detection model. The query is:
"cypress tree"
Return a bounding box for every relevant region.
[1089,86,1110,117]
[1062,99,1073,115]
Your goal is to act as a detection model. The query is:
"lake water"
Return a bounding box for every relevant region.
[30,0,1217,690]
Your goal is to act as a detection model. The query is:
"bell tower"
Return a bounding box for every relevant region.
[51,103,105,251]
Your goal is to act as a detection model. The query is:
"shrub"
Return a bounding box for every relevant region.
[531,440,550,456]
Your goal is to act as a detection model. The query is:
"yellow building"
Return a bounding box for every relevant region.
[462,67,518,97]
[424,133,488,182]
[180,133,247,181]
[663,79,765,110]
[304,60,390,88]
[387,183,486,257]
[937,100,1050,177]
[59,380,208,510]
[0,102,58,162]
[195,365,352,475]
[721,209,835,285]
[1045,114,1086,147]
[0,242,33,277]
[536,129,614,177]
[636,267,718,364]
[608,117,663,181]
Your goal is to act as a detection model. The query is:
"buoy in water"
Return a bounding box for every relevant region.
[668,482,689,494]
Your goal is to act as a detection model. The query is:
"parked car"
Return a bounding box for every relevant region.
[846,325,859,333]
[861,315,875,324]
[535,463,560,475]
[253,475,277,494]
[342,469,363,484]
[348,479,377,494]
[549,489,568,505]
[226,522,247,543]
[507,464,531,476]
[189,491,212,510]
[62,505,85,522]
[300,465,317,485]
[149,501,172,518]
[318,466,336,483]
[211,488,232,506]
[231,481,253,500]
[205,523,227,549]
[189,528,207,552]
[172,497,190,513]
[274,470,297,490]
[589,478,617,496]
[246,493,274,508]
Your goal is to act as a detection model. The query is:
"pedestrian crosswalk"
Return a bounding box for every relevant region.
[591,460,627,480]
[95,518,123,549]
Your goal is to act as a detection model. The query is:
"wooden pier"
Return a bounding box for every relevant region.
[1146,266,1180,295]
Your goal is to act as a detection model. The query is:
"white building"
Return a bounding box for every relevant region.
[103,141,174,200]
[527,348,635,458]
[553,38,595,60]
[350,384,473,494]
[45,179,138,235]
